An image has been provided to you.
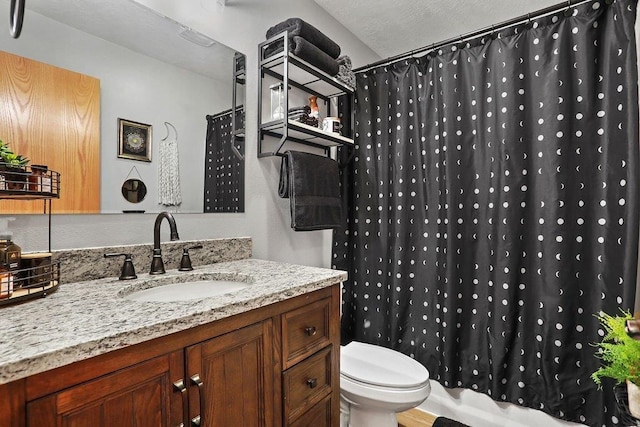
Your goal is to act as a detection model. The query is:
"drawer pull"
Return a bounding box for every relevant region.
[305,326,317,336]
[173,379,188,424]
[306,378,318,389]
[190,374,204,426]
[173,379,187,393]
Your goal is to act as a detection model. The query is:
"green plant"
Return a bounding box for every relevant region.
[0,138,28,167]
[592,310,640,388]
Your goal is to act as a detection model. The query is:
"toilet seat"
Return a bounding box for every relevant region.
[340,341,429,389]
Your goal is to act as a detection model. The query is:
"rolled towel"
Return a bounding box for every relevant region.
[264,36,340,76]
[288,112,309,119]
[288,112,309,120]
[302,116,319,127]
[289,115,310,123]
[288,105,311,114]
[266,17,341,59]
[336,55,356,90]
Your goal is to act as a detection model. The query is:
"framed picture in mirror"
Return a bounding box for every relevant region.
[118,118,152,162]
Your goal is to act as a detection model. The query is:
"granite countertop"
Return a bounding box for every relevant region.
[0,258,347,385]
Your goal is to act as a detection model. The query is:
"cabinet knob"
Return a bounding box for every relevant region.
[305,326,317,336]
[306,378,318,389]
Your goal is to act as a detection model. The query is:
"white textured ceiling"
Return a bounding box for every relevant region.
[18,0,235,81]
[313,0,561,60]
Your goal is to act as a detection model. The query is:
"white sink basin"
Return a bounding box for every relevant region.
[120,273,252,302]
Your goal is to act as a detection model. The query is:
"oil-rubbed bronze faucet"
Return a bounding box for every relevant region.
[150,211,180,275]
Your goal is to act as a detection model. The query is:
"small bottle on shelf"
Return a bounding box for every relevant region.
[40,165,51,193]
[309,96,319,118]
[0,217,21,292]
[308,96,320,128]
[0,266,13,299]
[29,165,44,192]
[29,165,51,193]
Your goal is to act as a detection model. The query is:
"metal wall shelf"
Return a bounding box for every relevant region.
[0,261,60,306]
[0,164,60,199]
[0,163,61,306]
[258,31,355,157]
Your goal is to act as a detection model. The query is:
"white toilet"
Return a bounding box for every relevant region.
[340,341,431,427]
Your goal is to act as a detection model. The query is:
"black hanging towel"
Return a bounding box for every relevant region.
[279,151,342,231]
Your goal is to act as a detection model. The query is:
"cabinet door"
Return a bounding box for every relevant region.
[289,396,331,427]
[26,351,184,427]
[186,320,274,427]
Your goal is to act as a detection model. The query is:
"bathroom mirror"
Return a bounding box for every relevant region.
[0,0,245,214]
[121,179,148,204]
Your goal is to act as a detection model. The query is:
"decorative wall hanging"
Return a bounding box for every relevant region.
[118,118,152,162]
[158,121,182,206]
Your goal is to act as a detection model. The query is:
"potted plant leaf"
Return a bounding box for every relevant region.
[0,139,29,190]
[592,310,640,420]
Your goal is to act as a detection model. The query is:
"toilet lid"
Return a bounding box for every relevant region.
[341,341,430,388]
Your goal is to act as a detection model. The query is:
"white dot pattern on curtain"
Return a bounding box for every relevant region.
[204,111,244,213]
[332,1,639,426]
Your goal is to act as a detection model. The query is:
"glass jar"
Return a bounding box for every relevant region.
[29,164,50,193]
[270,83,285,120]
[29,165,46,192]
[0,267,13,299]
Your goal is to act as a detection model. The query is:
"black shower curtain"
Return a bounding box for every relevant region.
[333,1,639,426]
[203,110,244,213]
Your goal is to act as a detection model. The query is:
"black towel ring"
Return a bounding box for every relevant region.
[9,0,25,38]
[490,25,498,40]
[457,35,466,49]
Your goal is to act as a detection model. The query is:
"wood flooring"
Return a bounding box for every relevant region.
[397,408,438,427]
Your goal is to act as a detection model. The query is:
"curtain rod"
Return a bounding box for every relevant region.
[206,105,244,121]
[354,0,603,73]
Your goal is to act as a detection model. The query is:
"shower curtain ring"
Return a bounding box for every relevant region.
[490,24,498,40]
[427,43,436,60]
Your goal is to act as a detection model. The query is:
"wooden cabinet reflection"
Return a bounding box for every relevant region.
[0,50,100,213]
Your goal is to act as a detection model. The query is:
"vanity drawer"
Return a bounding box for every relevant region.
[282,297,331,367]
[283,346,332,423]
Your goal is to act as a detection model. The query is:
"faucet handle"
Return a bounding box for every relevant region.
[104,253,138,280]
[179,245,203,271]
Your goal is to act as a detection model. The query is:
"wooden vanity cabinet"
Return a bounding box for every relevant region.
[281,297,339,426]
[26,351,184,427]
[185,320,275,426]
[3,284,340,427]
